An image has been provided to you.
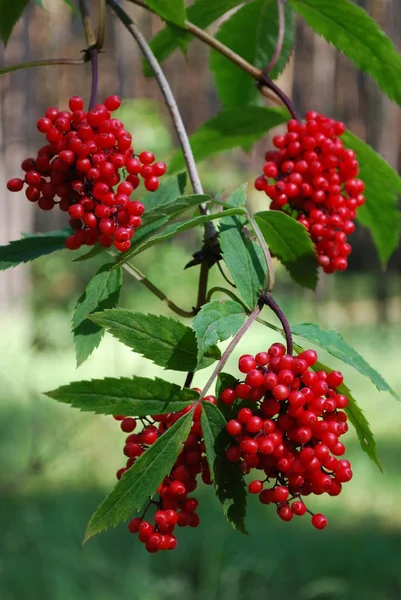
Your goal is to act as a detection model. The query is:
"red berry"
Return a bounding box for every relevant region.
[311,513,328,530]
[7,178,24,192]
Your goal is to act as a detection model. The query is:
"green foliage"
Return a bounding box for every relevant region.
[115,207,245,265]
[210,0,295,109]
[0,0,29,45]
[224,183,248,208]
[254,211,318,289]
[85,409,194,541]
[144,0,246,76]
[0,229,70,270]
[46,376,198,416]
[193,300,246,360]
[142,194,210,225]
[292,322,400,400]
[201,401,247,534]
[144,0,186,27]
[342,131,401,265]
[72,263,123,367]
[219,215,266,310]
[289,0,401,107]
[89,309,221,372]
[169,107,288,172]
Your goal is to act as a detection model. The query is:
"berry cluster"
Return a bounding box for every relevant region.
[113,394,215,553]
[220,343,352,528]
[254,112,364,273]
[6,95,167,252]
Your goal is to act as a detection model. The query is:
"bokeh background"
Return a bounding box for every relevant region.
[1,1,401,599]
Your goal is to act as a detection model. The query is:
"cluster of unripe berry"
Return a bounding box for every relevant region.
[6,95,167,252]
[254,112,364,273]
[220,342,352,529]
[113,394,215,553]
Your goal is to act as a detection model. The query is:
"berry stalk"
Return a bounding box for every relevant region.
[263,0,286,75]
[260,292,293,355]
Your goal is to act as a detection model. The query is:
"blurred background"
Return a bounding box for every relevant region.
[1,1,401,599]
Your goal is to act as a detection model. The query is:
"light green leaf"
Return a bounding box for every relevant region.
[194,300,246,360]
[84,410,194,541]
[144,0,186,27]
[46,376,198,416]
[89,309,220,372]
[289,0,401,106]
[292,322,400,400]
[72,263,123,366]
[169,107,288,173]
[219,215,266,310]
[254,210,318,289]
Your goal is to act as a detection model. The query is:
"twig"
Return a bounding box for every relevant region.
[107,0,204,199]
[120,261,196,318]
[88,49,99,110]
[263,0,286,75]
[260,292,293,355]
[0,58,85,76]
[258,74,298,120]
[200,302,263,398]
[246,211,275,292]
[79,0,97,47]
[79,0,99,109]
[206,286,248,310]
[97,0,106,49]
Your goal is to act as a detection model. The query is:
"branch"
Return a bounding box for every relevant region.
[79,0,97,47]
[79,0,99,109]
[263,0,286,75]
[0,58,85,76]
[121,261,196,318]
[107,0,204,199]
[97,0,106,50]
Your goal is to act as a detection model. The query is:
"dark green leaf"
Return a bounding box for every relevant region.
[193,300,246,360]
[0,0,29,45]
[201,401,247,534]
[141,173,187,213]
[72,245,107,263]
[169,107,288,173]
[342,131,401,265]
[89,309,220,372]
[115,207,245,265]
[254,210,318,289]
[84,410,194,541]
[219,215,266,310]
[144,0,246,76]
[145,0,186,27]
[292,322,400,400]
[289,0,401,107]
[0,229,70,270]
[46,376,198,416]
[210,0,295,108]
[72,263,123,366]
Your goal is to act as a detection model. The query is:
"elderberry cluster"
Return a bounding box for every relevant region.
[220,343,352,529]
[113,394,215,553]
[6,95,167,252]
[254,112,364,273]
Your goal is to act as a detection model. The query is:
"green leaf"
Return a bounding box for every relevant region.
[289,0,401,107]
[169,107,288,173]
[225,184,248,208]
[72,245,108,263]
[115,207,245,265]
[34,0,45,8]
[0,0,29,45]
[193,300,246,360]
[72,263,123,367]
[144,0,246,76]
[342,131,401,265]
[254,210,318,289]
[142,194,210,225]
[85,410,194,541]
[291,322,400,400]
[210,0,295,108]
[89,309,220,372]
[141,173,187,213]
[0,229,70,270]
[46,376,198,416]
[219,215,266,310]
[201,401,247,534]
[145,0,186,27]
